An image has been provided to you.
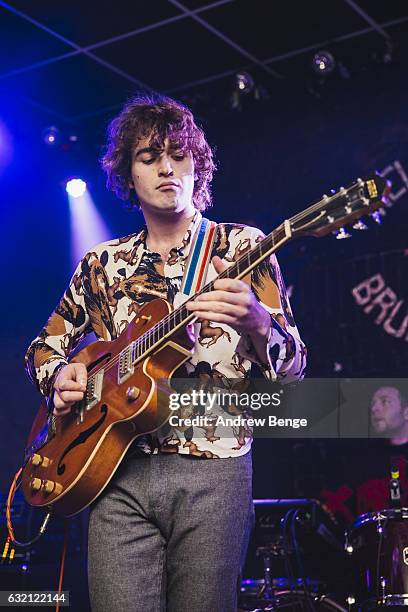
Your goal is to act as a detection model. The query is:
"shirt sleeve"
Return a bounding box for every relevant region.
[236,228,307,383]
[24,257,92,399]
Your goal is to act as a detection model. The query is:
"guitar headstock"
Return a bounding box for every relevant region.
[289,175,391,238]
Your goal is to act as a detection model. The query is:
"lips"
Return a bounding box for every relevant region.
[157,181,179,189]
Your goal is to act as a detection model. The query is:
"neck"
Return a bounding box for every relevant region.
[142,204,196,256]
[390,436,408,446]
[390,421,408,446]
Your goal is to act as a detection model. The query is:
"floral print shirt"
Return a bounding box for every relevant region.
[25,212,306,458]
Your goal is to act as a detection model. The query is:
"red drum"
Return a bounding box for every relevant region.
[345,508,408,608]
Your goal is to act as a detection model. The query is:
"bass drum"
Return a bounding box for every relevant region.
[345,508,408,609]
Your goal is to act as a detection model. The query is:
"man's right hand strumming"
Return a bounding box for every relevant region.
[53,363,88,416]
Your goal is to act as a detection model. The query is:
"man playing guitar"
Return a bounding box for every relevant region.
[25,96,305,611]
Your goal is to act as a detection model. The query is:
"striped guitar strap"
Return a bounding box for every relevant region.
[180,217,217,298]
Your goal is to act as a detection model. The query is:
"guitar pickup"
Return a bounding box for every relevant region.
[85,369,104,410]
[118,347,134,384]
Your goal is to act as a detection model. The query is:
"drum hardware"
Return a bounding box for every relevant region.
[238,586,347,611]
[240,499,346,611]
[260,552,274,600]
[345,508,408,609]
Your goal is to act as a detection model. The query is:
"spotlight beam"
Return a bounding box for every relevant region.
[67,188,111,265]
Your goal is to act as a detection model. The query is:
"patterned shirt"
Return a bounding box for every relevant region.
[25,212,306,458]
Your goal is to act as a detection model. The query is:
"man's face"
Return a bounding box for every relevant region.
[370,386,408,434]
[129,135,195,215]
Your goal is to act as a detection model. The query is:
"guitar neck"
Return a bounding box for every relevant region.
[131,222,291,361]
[130,173,390,361]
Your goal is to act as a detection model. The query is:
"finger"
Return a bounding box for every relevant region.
[72,362,88,387]
[53,393,75,411]
[58,390,85,404]
[192,290,249,305]
[57,379,86,392]
[189,301,246,317]
[53,406,72,416]
[212,256,228,275]
[193,311,237,326]
[213,278,248,293]
[185,322,196,344]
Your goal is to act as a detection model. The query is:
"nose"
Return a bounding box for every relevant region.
[158,154,174,177]
[371,401,381,416]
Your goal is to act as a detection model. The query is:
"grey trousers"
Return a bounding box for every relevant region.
[88,452,253,612]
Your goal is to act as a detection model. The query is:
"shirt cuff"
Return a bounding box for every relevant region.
[236,316,278,380]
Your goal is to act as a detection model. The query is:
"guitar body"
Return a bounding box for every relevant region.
[21,298,193,517]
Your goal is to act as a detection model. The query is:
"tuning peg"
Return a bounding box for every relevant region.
[370,211,382,224]
[335,227,352,239]
[353,220,368,230]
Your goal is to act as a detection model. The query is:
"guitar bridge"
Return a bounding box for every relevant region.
[85,369,104,410]
[118,346,134,384]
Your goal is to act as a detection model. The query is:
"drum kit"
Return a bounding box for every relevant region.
[346,508,408,608]
[239,500,408,611]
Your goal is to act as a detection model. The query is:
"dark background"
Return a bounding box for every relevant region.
[0,0,407,604]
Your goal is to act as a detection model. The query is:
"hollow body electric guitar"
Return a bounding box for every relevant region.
[21,175,390,516]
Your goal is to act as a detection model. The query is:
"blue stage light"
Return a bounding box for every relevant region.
[66,178,87,198]
[43,126,60,146]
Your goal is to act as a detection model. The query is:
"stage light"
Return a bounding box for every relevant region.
[66,178,87,198]
[43,126,60,146]
[67,182,111,264]
[312,51,336,75]
[231,72,255,111]
[236,72,254,94]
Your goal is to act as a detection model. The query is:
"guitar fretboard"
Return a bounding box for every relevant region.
[131,223,287,361]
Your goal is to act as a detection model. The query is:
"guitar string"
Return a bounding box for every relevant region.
[81,180,380,393]
[83,225,284,385]
[104,181,372,366]
[81,225,285,390]
[83,181,377,388]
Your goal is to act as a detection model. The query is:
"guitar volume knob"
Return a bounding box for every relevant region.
[42,480,55,494]
[42,480,63,495]
[31,453,50,467]
[126,386,141,402]
[30,478,42,492]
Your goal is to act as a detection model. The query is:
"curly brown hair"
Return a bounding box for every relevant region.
[101,95,216,211]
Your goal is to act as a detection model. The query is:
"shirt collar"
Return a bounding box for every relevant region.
[138,211,202,255]
[131,210,202,266]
